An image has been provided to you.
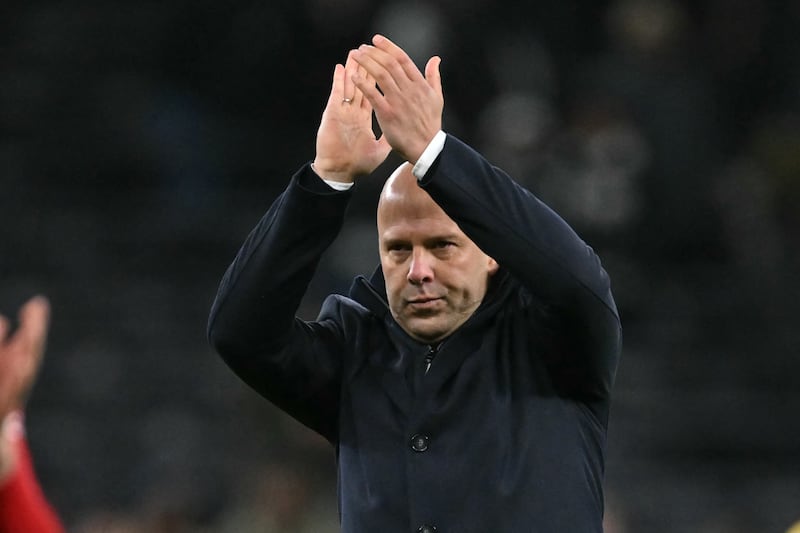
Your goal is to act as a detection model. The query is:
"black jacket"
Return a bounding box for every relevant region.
[208,134,622,533]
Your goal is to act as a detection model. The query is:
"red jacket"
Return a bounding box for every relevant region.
[0,436,64,533]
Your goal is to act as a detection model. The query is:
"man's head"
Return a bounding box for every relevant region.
[377,163,499,344]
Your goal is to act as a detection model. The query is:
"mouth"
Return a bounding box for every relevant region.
[406,297,444,311]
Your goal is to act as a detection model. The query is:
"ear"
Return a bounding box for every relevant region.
[487,257,499,276]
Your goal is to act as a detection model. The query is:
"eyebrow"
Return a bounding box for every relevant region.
[424,234,461,244]
[381,233,463,247]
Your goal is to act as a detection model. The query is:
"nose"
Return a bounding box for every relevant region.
[407,248,434,285]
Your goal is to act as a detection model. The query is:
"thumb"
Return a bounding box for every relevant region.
[18,296,50,356]
[375,133,392,160]
[425,56,442,95]
[0,316,9,344]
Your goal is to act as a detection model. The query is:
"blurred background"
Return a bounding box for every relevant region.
[1,0,799,531]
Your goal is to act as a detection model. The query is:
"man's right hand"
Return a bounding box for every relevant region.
[352,34,443,165]
[313,52,392,184]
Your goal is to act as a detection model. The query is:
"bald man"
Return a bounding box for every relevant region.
[208,35,622,533]
[377,164,499,348]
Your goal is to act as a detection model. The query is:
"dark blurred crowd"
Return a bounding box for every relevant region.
[1,0,798,531]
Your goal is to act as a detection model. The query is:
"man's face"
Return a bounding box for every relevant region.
[377,167,498,344]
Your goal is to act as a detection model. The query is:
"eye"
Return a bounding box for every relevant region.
[430,240,457,258]
[385,242,411,257]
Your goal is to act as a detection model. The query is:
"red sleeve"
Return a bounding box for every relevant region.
[0,437,64,533]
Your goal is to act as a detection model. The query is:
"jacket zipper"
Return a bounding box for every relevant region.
[424,345,439,374]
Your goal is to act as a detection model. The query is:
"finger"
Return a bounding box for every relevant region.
[17,296,50,359]
[326,63,346,107]
[342,50,357,104]
[353,45,403,96]
[352,70,386,114]
[372,34,425,84]
[355,63,373,110]
[425,56,443,96]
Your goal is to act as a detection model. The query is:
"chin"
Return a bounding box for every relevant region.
[398,314,451,343]
[408,325,448,344]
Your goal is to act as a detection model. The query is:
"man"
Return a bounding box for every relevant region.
[0,296,65,533]
[208,35,622,532]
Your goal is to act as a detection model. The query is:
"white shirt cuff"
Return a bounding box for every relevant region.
[412,130,447,180]
[310,163,355,190]
[322,179,354,191]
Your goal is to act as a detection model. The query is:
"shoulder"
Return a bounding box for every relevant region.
[318,294,379,330]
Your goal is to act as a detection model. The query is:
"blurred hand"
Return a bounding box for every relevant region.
[313,51,392,183]
[0,296,50,481]
[0,296,50,419]
[352,34,443,164]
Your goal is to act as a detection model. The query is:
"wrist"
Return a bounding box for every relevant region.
[411,130,446,179]
[404,128,443,165]
[0,412,24,484]
[311,160,355,184]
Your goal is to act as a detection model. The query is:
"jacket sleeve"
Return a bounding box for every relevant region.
[0,436,65,533]
[207,164,351,440]
[419,134,622,403]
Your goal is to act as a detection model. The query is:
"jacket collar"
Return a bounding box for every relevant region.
[348,266,515,414]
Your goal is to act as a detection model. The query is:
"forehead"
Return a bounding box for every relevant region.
[377,190,463,240]
[379,214,464,244]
